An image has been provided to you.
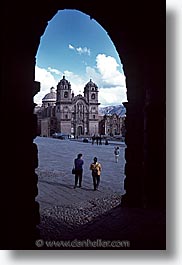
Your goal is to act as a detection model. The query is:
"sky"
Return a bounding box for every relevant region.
[34,9,128,107]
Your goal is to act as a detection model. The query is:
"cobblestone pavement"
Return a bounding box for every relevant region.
[34,137,126,240]
[34,137,165,250]
[34,137,126,205]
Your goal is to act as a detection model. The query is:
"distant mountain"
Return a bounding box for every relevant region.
[99,104,126,117]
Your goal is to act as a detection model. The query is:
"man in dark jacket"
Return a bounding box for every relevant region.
[74,153,84,188]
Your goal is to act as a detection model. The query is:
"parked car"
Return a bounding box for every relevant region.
[52,132,67,139]
[83,138,89,143]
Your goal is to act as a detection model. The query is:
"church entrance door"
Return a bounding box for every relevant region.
[77,126,83,136]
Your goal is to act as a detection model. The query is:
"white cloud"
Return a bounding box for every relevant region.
[96,54,126,87]
[85,66,101,84]
[76,47,91,56]
[85,54,127,105]
[48,67,62,75]
[68,44,74,50]
[34,53,128,106]
[62,70,86,96]
[68,44,91,56]
[34,66,86,105]
[99,86,127,107]
[34,66,58,105]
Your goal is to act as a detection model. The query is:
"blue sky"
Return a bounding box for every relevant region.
[34,9,127,107]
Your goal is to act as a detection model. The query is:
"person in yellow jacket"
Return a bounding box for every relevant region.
[90,157,102,191]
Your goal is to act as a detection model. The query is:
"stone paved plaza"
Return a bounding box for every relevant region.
[33,137,165,250]
[34,136,126,210]
[34,137,127,242]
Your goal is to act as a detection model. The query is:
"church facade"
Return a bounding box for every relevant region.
[36,76,100,137]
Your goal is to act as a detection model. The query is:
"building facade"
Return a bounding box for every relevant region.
[37,76,100,137]
[99,113,126,137]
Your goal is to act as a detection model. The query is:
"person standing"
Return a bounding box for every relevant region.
[114,146,120,163]
[91,134,95,145]
[74,153,84,189]
[90,157,102,191]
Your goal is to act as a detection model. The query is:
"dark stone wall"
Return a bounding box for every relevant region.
[1,0,165,249]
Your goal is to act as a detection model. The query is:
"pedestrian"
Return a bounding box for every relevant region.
[96,135,99,145]
[90,157,102,191]
[73,153,84,189]
[114,146,120,163]
[99,135,102,145]
[105,139,109,145]
[92,134,95,145]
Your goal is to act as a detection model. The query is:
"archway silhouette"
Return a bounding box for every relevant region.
[1,1,165,250]
[34,9,127,241]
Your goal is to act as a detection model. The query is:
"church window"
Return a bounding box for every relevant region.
[64,91,68,98]
[63,106,68,114]
[91,93,95,99]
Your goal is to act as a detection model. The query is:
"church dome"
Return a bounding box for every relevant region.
[42,87,56,103]
[57,75,71,87]
[84,79,98,91]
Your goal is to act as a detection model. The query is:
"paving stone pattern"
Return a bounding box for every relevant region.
[34,137,126,242]
[34,137,165,250]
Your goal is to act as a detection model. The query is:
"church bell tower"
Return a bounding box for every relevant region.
[56,76,72,133]
[84,79,100,135]
[56,75,72,103]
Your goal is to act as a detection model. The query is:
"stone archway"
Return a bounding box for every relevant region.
[1,1,165,249]
[77,125,83,136]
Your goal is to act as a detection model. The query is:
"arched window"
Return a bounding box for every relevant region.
[91,93,95,99]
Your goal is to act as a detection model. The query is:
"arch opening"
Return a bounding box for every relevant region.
[1,1,166,250]
[33,9,128,241]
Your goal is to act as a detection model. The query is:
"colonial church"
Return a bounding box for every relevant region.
[36,76,100,137]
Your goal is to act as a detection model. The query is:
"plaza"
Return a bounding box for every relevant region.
[33,137,165,250]
[35,137,126,209]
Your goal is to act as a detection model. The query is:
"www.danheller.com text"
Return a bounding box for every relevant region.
[35,239,130,248]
